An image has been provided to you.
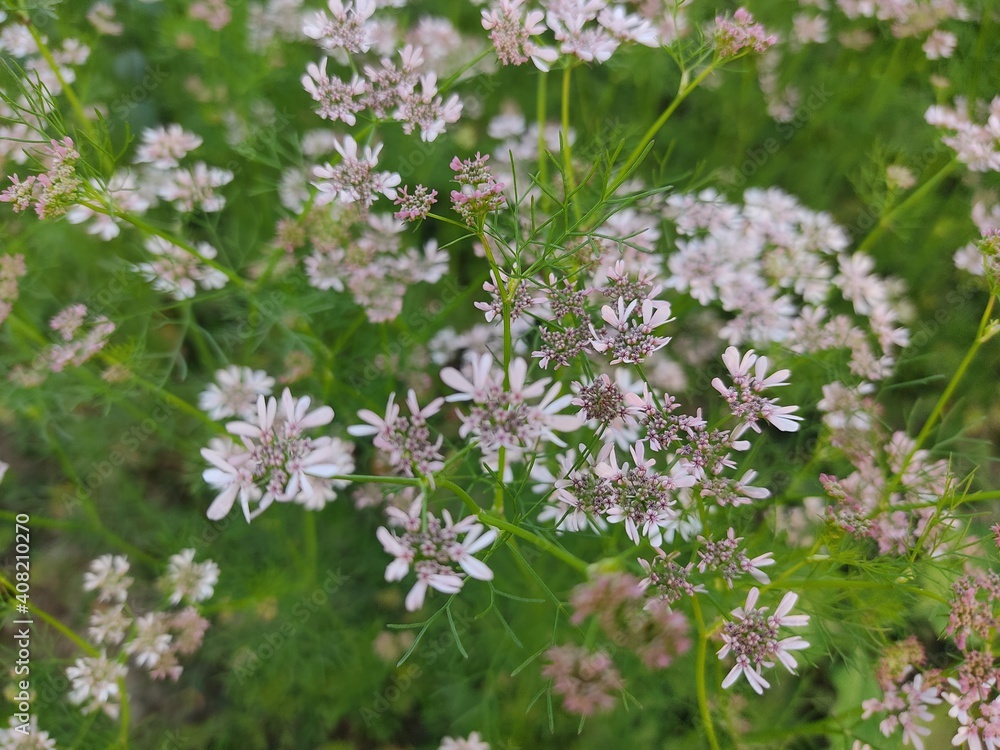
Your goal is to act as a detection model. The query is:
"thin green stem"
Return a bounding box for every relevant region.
[80,201,246,290]
[616,61,719,191]
[117,678,130,749]
[856,158,958,256]
[329,474,422,486]
[436,478,588,574]
[692,596,722,750]
[303,510,318,586]
[883,294,996,504]
[536,71,548,198]
[1,574,98,655]
[560,65,579,222]
[478,233,512,513]
[438,47,491,92]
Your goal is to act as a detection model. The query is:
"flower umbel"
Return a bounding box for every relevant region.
[718,587,810,695]
[376,496,497,611]
[201,388,355,521]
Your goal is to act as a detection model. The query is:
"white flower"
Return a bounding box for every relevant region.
[718,588,810,695]
[83,554,133,603]
[199,365,275,420]
[133,124,203,169]
[66,652,127,717]
[161,548,220,605]
[376,497,497,611]
[124,613,173,669]
[201,389,354,522]
[439,732,491,750]
[712,347,802,433]
[88,605,132,646]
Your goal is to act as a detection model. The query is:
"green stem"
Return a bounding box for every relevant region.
[0,510,79,530]
[615,61,719,191]
[80,202,246,290]
[536,71,548,199]
[436,478,588,574]
[117,678,130,748]
[438,47,491,92]
[692,596,722,750]
[478,233,512,513]
[303,510,318,586]
[560,65,579,222]
[882,294,996,504]
[855,158,958,256]
[329,474,421,486]
[0,574,98,655]
[23,22,111,171]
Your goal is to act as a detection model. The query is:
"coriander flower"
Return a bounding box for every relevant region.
[712,346,802,433]
[199,365,275,421]
[66,652,127,718]
[376,496,497,611]
[718,587,810,695]
[481,0,558,71]
[160,548,220,605]
[311,135,400,208]
[201,388,355,522]
[348,389,445,476]
[83,554,133,603]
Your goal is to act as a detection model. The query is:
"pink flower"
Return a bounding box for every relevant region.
[713,7,777,58]
[712,346,802,433]
[301,57,366,125]
[376,497,497,611]
[481,0,558,71]
[718,588,810,695]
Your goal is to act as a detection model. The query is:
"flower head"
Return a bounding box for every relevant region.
[718,587,810,695]
[376,496,497,611]
[202,388,354,521]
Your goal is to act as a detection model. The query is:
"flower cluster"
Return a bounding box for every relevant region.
[376,496,497,611]
[302,47,462,141]
[570,572,693,670]
[863,577,1000,750]
[393,183,437,222]
[8,304,115,386]
[298,206,448,322]
[0,253,26,326]
[713,8,777,58]
[542,645,624,716]
[311,135,400,208]
[348,390,445,477]
[440,353,581,471]
[711,346,802,433]
[199,365,276,421]
[67,550,217,720]
[449,152,507,226]
[201,388,355,521]
[718,587,810,695]
[0,138,82,219]
[926,97,1000,173]
[130,236,228,300]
